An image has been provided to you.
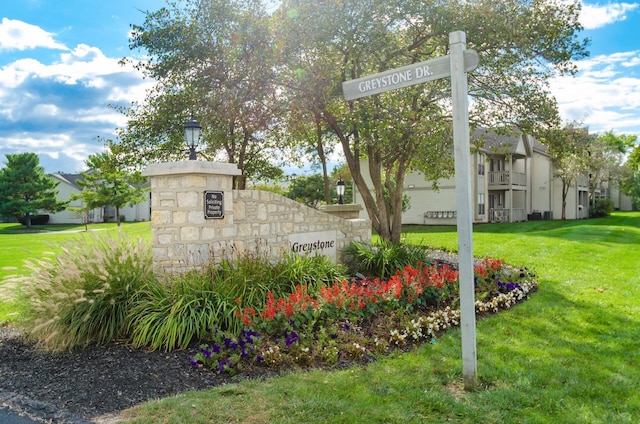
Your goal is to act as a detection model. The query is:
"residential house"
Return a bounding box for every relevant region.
[48,173,151,224]
[352,128,592,225]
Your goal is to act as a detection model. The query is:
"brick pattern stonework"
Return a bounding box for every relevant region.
[143,161,371,275]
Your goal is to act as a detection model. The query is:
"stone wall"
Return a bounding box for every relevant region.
[143,161,371,275]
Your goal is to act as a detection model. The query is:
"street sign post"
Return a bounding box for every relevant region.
[342,31,479,390]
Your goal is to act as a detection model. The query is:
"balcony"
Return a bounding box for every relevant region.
[578,175,589,188]
[488,170,527,188]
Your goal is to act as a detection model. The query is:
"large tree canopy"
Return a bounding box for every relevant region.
[0,153,68,228]
[117,0,286,188]
[540,121,594,220]
[117,0,588,242]
[274,0,588,242]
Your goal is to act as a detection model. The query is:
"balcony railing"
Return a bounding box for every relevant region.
[489,208,527,223]
[488,171,527,187]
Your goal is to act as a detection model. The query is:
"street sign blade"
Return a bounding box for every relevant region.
[342,55,449,101]
[342,50,479,101]
[464,50,479,73]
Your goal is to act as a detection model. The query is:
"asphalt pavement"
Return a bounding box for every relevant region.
[0,407,41,424]
[0,391,91,424]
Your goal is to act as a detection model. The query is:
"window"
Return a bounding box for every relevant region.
[477,153,485,175]
[478,193,485,215]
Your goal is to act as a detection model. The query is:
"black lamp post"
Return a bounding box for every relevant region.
[184,117,202,160]
[336,177,346,204]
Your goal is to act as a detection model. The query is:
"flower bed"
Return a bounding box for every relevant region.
[192,257,538,374]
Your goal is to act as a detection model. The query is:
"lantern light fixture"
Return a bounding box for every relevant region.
[184,117,202,160]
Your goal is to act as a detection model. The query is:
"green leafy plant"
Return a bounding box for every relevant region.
[590,198,614,217]
[342,240,431,279]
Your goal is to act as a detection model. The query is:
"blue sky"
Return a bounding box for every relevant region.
[0,1,639,174]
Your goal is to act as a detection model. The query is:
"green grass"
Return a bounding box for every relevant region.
[0,222,151,277]
[0,222,151,321]
[120,212,639,423]
[2,214,639,423]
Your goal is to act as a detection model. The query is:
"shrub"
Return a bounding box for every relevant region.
[590,198,614,218]
[342,240,431,279]
[1,234,153,351]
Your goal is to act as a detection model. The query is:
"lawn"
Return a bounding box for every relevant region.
[2,213,639,423]
[0,222,151,277]
[120,212,639,423]
[0,221,151,321]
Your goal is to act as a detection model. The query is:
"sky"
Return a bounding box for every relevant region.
[0,1,639,174]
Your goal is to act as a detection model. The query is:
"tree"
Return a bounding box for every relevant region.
[621,173,640,208]
[116,0,286,188]
[287,174,326,208]
[275,0,588,243]
[586,131,637,208]
[0,153,68,229]
[621,137,640,207]
[540,122,593,220]
[281,106,338,204]
[71,150,149,227]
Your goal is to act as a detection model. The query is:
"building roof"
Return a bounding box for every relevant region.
[50,173,84,189]
[472,127,548,158]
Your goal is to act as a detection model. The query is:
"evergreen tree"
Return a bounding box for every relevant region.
[0,153,68,228]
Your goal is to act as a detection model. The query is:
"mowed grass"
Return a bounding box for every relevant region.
[0,221,151,321]
[119,212,640,423]
[2,214,639,423]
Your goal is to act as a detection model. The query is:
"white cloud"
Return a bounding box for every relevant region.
[0,18,68,51]
[551,51,640,134]
[580,2,639,30]
[0,38,155,172]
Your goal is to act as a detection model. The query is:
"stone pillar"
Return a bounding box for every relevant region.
[142,161,241,275]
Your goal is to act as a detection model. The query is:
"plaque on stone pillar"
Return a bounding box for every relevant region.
[204,190,224,219]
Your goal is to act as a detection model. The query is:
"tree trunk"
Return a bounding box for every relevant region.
[561,180,570,220]
[314,119,331,204]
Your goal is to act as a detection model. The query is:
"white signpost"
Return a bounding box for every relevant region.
[342,31,479,390]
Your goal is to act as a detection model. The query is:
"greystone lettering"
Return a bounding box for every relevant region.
[358,67,434,94]
[291,239,336,253]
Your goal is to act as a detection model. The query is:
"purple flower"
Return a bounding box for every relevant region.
[217,359,230,373]
[256,355,264,363]
[240,349,249,358]
[241,329,260,343]
[224,338,238,350]
[201,347,212,359]
[190,358,200,368]
[212,343,221,354]
[285,331,299,346]
[343,322,350,331]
